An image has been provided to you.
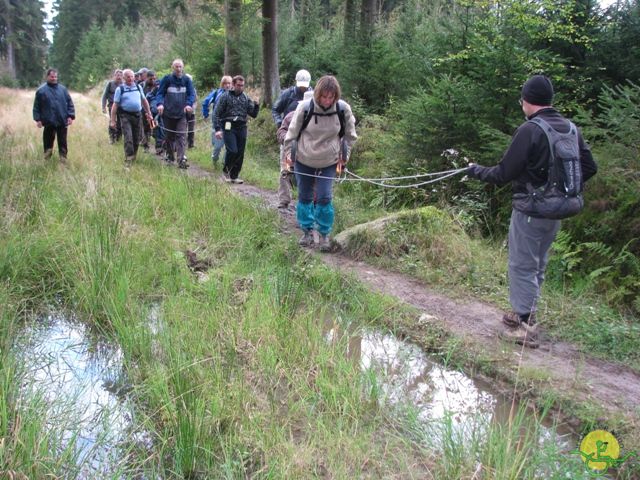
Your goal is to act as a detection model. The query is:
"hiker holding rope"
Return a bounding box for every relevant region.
[185,73,197,150]
[146,79,164,155]
[33,68,75,164]
[273,69,313,208]
[284,75,357,252]
[467,75,597,348]
[110,69,153,168]
[101,69,123,144]
[212,75,260,183]
[156,59,196,169]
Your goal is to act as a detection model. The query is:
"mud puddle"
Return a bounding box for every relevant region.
[324,317,577,451]
[14,311,152,478]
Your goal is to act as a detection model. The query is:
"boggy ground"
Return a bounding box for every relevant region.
[180,159,640,451]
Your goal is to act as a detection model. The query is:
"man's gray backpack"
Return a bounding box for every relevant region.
[513,117,584,219]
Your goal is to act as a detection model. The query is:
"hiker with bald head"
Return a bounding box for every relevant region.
[467,74,598,348]
[156,59,196,169]
[110,68,153,168]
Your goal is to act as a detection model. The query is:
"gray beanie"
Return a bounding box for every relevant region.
[521,75,554,106]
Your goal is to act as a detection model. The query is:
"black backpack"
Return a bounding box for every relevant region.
[513,116,584,219]
[296,99,346,140]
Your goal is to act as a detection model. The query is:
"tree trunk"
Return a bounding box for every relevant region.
[360,0,377,45]
[224,0,242,76]
[344,0,357,47]
[5,23,17,80]
[1,0,17,80]
[262,0,280,106]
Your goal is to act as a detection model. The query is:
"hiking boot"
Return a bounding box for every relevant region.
[178,161,189,169]
[278,202,289,209]
[231,178,244,184]
[299,229,314,247]
[318,234,332,252]
[59,156,67,165]
[44,148,53,160]
[500,322,539,348]
[503,311,536,328]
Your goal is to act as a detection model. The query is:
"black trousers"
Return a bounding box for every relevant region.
[108,101,121,142]
[223,124,247,179]
[120,111,142,158]
[43,125,68,158]
[186,111,195,147]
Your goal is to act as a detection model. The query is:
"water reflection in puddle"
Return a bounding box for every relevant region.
[15,312,152,478]
[325,319,576,451]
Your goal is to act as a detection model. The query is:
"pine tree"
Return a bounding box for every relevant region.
[0,0,48,86]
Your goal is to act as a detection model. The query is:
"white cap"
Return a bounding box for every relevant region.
[295,69,311,88]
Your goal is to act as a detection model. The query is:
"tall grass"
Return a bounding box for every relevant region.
[0,87,620,477]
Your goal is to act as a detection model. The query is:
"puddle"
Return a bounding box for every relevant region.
[14,311,152,478]
[325,319,577,452]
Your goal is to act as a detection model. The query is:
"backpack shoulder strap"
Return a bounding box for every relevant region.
[336,100,346,138]
[297,100,315,140]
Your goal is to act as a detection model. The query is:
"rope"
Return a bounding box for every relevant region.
[293,166,468,189]
[345,167,468,189]
[157,117,212,134]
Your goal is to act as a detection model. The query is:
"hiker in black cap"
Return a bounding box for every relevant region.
[466,74,598,348]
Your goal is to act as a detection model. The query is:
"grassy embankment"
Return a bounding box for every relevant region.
[0,87,628,478]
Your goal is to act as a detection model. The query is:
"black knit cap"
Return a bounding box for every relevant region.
[521,75,554,106]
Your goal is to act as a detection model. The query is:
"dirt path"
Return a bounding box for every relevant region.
[179,160,640,444]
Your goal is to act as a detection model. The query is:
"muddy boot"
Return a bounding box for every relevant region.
[318,234,332,252]
[59,155,67,166]
[503,311,536,328]
[299,229,314,247]
[500,322,539,348]
[125,155,135,168]
[44,148,53,160]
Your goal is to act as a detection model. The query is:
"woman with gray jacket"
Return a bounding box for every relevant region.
[284,76,357,252]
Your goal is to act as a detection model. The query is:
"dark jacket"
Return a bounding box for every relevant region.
[156,73,196,119]
[33,82,75,127]
[468,108,597,201]
[146,86,161,116]
[212,91,260,132]
[202,87,226,119]
[101,80,120,110]
[272,86,308,127]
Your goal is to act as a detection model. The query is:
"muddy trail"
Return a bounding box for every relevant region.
[174,158,640,445]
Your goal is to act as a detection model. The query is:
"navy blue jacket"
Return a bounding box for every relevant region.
[271,86,309,127]
[33,82,75,127]
[156,74,196,119]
